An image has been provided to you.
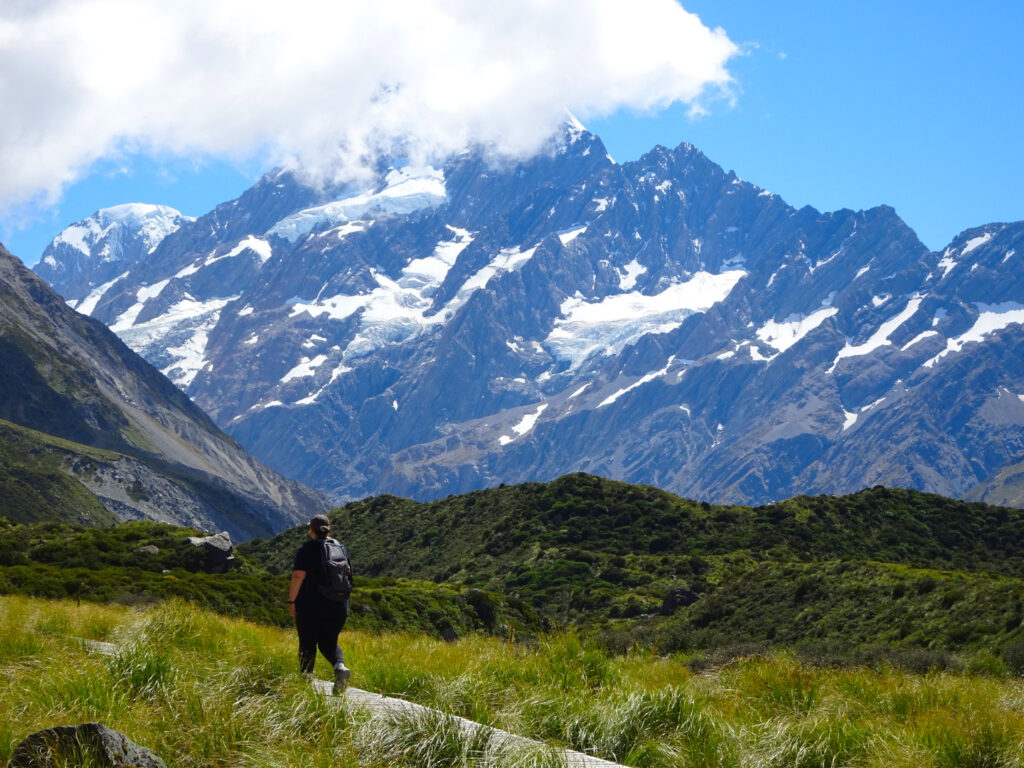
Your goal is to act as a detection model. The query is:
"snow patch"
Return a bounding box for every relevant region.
[400,227,474,291]
[51,204,189,263]
[75,272,128,316]
[498,403,549,445]
[755,307,838,355]
[109,280,171,331]
[53,222,98,254]
[295,362,353,405]
[599,356,675,408]
[962,232,994,255]
[546,270,746,369]
[937,254,958,279]
[924,302,1024,368]
[568,383,590,400]
[829,298,922,372]
[558,226,587,245]
[842,410,858,431]
[138,280,170,302]
[618,259,646,290]
[267,166,446,242]
[286,231,480,363]
[175,263,201,278]
[227,235,272,265]
[901,330,939,351]
[114,295,239,388]
[453,245,537,300]
[281,354,329,383]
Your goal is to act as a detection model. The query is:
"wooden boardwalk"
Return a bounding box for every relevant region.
[78,638,624,768]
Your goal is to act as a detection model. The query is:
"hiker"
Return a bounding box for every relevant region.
[288,514,353,694]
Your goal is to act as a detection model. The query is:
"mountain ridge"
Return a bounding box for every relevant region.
[1,243,329,538]
[34,127,1024,506]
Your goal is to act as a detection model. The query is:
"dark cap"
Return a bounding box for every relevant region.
[309,514,331,535]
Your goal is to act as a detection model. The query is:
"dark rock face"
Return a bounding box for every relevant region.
[10,722,167,768]
[35,126,1024,506]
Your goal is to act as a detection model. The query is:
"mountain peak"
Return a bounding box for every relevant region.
[30,131,1024,510]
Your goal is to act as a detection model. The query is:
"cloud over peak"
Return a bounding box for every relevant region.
[0,0,737,209]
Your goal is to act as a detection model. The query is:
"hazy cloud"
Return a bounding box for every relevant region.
[0,0,737,208]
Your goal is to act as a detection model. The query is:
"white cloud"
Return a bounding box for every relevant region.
[0,0,737,209]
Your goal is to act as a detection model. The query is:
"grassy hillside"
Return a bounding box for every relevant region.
[650,559,1024,660]
[240,474,1024,657]
[0,420,118,526]
[243,474,1024,578]
[0,518,544,638]
[5,595,1024,768]
[7,471,1024,658]
[0,417,295,540]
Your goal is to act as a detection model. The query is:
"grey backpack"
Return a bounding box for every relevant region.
[316,538,353,601]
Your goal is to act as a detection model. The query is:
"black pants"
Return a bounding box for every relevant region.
[295,602,348,673]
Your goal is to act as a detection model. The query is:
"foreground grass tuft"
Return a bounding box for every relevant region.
[4,594,1024,768]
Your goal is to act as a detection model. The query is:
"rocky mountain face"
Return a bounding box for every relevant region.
[35,124,1024,506]
[35,203,192,304]
[1,245,329,538]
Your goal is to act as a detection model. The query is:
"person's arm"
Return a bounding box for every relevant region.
[288,570,305,617]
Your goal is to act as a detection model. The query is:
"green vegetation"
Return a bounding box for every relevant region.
[5,595,1024,768]
[238,474,1024,659]
[7,471,1024,660]
[0,519,544,638]
[650,559,1024,660]
[0,420,117,526]
[0,417,288,539]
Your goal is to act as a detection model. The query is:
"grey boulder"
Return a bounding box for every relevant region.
[10,722,167,768]
[187,530,235,573]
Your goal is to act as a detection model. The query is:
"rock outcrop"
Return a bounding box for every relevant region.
[10,723,167,768]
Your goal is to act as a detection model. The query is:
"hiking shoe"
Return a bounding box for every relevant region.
[333,664,351,695]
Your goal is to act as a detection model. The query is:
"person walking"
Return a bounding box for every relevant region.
[288,514,352,694]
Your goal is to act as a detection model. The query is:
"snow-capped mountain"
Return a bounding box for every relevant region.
[36,126,1024,506]
[36,203,192,310]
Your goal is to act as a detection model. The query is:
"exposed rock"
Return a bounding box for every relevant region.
[187,531,235,573]
[135,545,160,556]
[10,722,167,768]
[660,588,701,615]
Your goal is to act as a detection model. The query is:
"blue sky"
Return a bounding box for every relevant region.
[1,1,1022,265]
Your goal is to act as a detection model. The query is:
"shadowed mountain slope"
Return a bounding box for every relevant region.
[1,244,328,538]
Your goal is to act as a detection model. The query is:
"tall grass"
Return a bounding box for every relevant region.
[4,594,1024,768]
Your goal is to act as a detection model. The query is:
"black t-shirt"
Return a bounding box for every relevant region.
[293,537,350,611]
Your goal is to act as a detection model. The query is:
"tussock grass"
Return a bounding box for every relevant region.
[5,594,1024,768]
